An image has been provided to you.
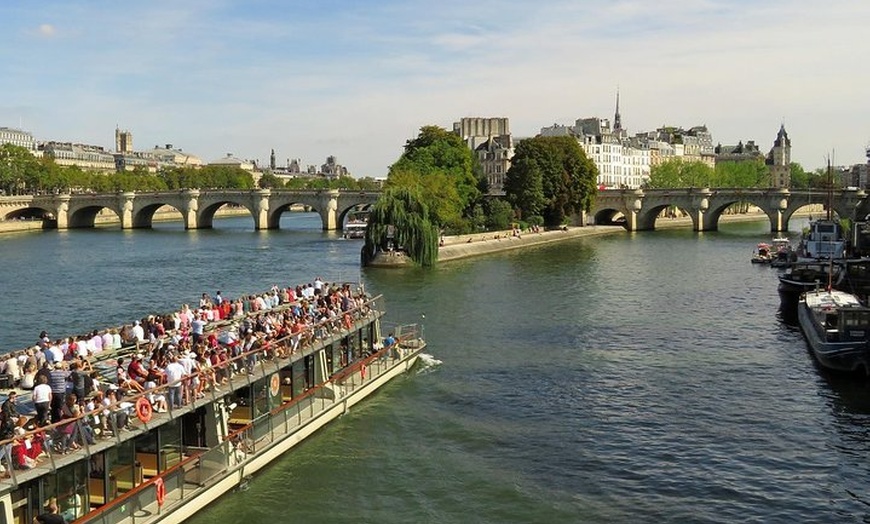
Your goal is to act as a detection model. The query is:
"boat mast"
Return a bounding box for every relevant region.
[826,157,833,222]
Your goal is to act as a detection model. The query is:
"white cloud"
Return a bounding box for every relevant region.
[37,23,55,37]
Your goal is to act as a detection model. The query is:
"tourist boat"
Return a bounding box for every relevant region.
[751,242,773,264]
[0,286,425,524]
[342,212,368,240]
[342,220,367,239]
[798,288,870,374]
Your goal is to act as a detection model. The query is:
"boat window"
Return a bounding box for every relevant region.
[292,360,306,397]
[160,416,184,470]
[253,376,272,417]
[843,311,870,327]
[324,342,335,376]
[106,438,137,496]
[42,461,87,523]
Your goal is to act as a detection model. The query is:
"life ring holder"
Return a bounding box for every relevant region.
[269,373,280,397]
[136,396,153,424]
[154,477,166,506]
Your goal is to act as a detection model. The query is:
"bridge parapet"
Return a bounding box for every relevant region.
[0,189,381,231]
[592,188,870,232]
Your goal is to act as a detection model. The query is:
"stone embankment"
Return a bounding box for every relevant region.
[438,211,807,263]
[438,226,619,262]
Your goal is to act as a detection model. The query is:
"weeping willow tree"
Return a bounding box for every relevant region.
[362,187,440,267]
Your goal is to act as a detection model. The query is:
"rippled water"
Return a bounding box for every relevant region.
[2,215,870,522]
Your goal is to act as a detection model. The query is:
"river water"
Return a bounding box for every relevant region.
[2,214,870,523]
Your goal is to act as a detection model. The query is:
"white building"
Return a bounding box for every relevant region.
[39,141,116,172]
[0,127,36,151]
[540,115,651,189]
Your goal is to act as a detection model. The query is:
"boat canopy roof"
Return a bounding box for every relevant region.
[803,289,866,310]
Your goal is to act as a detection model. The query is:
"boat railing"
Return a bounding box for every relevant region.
[222,322,424,457]
[0,277,366,366]
[0,293,388,487]
[72,322,425,524]
[73,447,207,524]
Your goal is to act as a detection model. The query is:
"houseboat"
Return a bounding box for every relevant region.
[798,288,870,374]
[0,289,425,524]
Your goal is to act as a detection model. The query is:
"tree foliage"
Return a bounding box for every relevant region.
[646,160,715,188]
[362,186,439,267]
[504,136,597,227]
[385,125,480,232]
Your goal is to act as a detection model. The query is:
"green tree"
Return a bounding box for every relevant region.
[258,173,284,189]
[362,186,439,267]
[0,144,42,194]
[386,125,479,232]
[715,160,769,187]
[483,198,514,230]
[789,162,809,189]
[646,160,715,188]
[504,136,597,227]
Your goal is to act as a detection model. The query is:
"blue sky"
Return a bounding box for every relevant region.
[1,0,868,176]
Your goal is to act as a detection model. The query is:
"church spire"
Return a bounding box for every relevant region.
[614,88,622,131]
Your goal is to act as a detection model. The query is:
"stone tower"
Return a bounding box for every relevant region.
[766,124,791,188]
[115,127,133,153]
[270,149,276,171]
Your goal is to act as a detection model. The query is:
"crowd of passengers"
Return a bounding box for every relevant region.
[0,278,374,476]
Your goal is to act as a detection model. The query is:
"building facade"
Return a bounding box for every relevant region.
[539,111,651,189]
[39,141,116,172]
[0,127,36,151]
[453,117,513,196]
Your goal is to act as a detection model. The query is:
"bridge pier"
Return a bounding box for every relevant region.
[319,190,339,231]
[253,189,271,230]
[181,189,200,230]
[55,194,70,230]
[119,192,135,229]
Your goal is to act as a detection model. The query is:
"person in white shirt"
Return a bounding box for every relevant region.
[131,321,145,343]
[32,375,52,425]
[164,356,186,409]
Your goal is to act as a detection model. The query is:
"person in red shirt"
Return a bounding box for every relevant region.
[127,355,149,384]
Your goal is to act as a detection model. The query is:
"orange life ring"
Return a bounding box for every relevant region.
[343,313,352,330]
[136,396,153,423]
[154,477,166,506]
[360,362,367,380]
[269,373,280,397]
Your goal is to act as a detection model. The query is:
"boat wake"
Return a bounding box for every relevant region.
[416,353,442,374]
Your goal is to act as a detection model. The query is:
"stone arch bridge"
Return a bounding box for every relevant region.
[0,189,381,231]
[591,188,870,232]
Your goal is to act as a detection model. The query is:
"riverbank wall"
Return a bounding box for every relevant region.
[437,211,808,263]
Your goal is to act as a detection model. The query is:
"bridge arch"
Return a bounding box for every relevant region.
[265,201,320,230]
[197,200,255,230]
[67,205,121,229]
[636,202,699,231]
[337,203,373,229]
[130,202,184,229]
[592,207,627,227]
[3,206,52,221]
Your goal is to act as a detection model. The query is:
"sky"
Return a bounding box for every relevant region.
[1,0,868,176]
